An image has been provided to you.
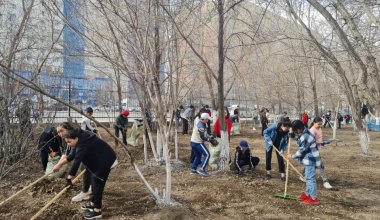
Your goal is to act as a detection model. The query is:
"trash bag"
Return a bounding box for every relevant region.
[45,155,68,178]
[127,120,143,147]
[232,122,240,135]
[208,138,221,170]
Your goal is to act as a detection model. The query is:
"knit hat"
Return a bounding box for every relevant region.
[240,140,249,150]
[121,110,129,116]
[200,112,211,120]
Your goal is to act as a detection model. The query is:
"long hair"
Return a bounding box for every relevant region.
[58,122,81,133]
[277,118,291,132]
[309,116,323,128]
[224,107,230,118]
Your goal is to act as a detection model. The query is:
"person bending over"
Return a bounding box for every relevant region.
[53,129,117,219]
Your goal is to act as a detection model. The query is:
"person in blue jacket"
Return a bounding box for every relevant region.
[263,119,291,180]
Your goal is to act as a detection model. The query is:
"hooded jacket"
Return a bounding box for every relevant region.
[68,131,116,179]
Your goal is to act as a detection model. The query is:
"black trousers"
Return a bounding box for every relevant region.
[182,118,189,134]
[323,119,332,128]
[261,124,268,136]
[80,164,91,193]
[40,151,49,171]
[236,157,260,171]
[265,146,285,173]
[91,171,110,209]
[114,127,127,145]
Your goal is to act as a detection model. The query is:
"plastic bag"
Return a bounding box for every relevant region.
[232,122,240,135]
[208,138,221,170]
[127,120,143,147]
[45,155,67,178]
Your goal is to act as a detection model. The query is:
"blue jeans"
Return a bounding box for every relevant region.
[305,165,317,199]
[190,142,210,171]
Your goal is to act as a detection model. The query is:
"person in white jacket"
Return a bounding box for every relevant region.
[81,107,97,133]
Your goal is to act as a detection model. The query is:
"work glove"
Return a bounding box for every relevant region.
[268,141,273,146]
[65,178,73,188]
[209,138,219,146]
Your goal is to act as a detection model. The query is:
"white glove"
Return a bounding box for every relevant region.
[268,141,273,146]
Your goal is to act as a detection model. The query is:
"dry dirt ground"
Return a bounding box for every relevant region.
[0,123,380,220]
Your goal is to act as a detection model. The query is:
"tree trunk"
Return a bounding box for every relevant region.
[332,101,340,140]
[312,64,319,116]
[286,0,371,155]
[143,123,148,165]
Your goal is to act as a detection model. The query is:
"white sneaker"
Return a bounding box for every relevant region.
[299,176,306,182]
[72,191,91,202]
[323,181,333,189]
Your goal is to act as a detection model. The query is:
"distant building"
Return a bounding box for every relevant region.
[0,0,115,103]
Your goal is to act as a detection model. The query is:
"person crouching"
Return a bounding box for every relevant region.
[53,129,117,219]
[233,140,260,176]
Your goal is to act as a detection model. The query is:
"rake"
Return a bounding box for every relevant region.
[274,140,296,200]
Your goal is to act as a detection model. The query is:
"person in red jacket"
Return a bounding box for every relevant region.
[213,107,232,139]
[302,110,309,128]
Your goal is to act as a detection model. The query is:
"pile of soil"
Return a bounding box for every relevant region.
[0,124,379,219]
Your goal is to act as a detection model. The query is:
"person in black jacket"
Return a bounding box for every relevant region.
[232,140,260,176]
[37,127,62,171]
[114,110,129,146]
[53,130,117,220]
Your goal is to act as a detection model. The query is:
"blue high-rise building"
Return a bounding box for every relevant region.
[63,0,85,100]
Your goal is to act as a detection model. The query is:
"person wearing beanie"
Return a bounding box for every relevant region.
[288,120,321,205]
[190,108,209,164]
[81,107,97,133]
[190,112,215,177]
[263,119,291,181]
[114,110,129,146]
[233,140,260,176]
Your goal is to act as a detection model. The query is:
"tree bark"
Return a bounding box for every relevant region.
[286,0,370,155]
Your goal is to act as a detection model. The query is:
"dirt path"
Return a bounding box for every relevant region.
[0,124,379,219]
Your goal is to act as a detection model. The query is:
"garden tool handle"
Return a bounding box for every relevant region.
[0,172,52,207]
[272,145,304,178]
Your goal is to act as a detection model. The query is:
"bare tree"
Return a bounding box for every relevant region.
[285,0,379,155]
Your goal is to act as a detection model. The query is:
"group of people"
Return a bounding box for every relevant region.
[37,107,120,219]
[186,104,333,206]
[36,104,334,219]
